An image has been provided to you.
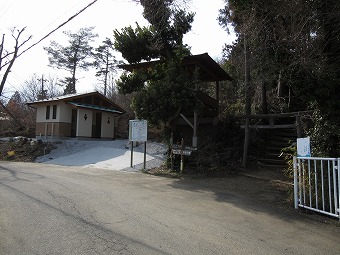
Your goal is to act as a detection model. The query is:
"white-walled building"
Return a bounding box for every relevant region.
[27,92,124,139]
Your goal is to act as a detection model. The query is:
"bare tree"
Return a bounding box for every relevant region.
[0,0,98,97]
[0,0,98,131]
[0,28,32,96]
[20,74,62,103]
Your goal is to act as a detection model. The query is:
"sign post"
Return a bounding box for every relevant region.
[170,133,174,171]
[143,142,147,169]
[180,139,184,174]
[129,120,148,168]
[171,139,197,174]
[130,141,134,168]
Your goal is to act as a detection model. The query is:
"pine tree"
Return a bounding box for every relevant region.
[93,38,118,96]
[44,27,98,95]
[114,0,196,131]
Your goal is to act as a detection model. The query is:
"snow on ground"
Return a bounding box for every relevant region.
[35,139,167,172]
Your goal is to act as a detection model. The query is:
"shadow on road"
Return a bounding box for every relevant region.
[167,172,338,225]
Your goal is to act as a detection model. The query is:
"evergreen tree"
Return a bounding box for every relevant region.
[218,0,340,156]
[114,0,196,132]
[44,27,98,95]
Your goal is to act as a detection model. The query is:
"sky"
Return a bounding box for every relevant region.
[0,0,235,99]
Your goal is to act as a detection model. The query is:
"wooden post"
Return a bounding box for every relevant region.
[193,111,198,147]
[296,115,302,138]
[261,81,268,115]
[180,139,184,174]
[215,80,220,110]
[242,117,250,168]
[170,133,174,171]
[45,123,48,140]
[242,32,251,168]
[179,113,197,148]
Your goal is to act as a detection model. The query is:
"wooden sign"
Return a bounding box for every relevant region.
[172,144,197,151]
[172,149,192,156]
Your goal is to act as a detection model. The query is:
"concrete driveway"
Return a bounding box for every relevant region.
[0,161,339,255]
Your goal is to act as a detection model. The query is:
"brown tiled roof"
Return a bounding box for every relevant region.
[118,53,232,82]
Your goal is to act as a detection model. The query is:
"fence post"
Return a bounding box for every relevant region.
[338,158,340,221]
[293,156,298,209]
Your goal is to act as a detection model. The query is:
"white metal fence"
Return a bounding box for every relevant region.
[293,156,340,220]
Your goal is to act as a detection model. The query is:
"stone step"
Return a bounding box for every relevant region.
[265,146,287,153]
[262,152,283,158]
[258,158,286,165]
[257,128,296,170]
[258,162,287,169]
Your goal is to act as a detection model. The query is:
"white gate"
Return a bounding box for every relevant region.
[293,156,340,220]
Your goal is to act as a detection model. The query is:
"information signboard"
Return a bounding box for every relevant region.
[129,120,148,142]
[297,137,311,157]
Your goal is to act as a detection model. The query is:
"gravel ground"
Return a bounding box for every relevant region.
[35,139,167,171]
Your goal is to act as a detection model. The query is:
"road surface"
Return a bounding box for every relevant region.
[0,161,339,254]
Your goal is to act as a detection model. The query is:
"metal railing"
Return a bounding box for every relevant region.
[294,157,340,220]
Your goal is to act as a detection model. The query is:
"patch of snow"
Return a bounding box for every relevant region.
[35,139,167,172]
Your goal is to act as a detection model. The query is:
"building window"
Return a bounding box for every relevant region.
[52,105,57,119]
[46,105,50,119]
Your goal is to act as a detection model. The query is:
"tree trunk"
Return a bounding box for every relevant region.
[242,33,251,168]
[261,81,268,114]
[104,51,109,96]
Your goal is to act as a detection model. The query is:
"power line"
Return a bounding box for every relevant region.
[0,0,98,71]
[4,79,20,92]
[0,0,14,21]
[32,1,92,41]
[9,71,26,84]
[15,0,99,60]
[0,93,11,99]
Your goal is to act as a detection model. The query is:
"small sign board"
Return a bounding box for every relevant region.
[172,149,192,156]
[297,137,311,157]
[172,144,197,151]
[129,120,147,142]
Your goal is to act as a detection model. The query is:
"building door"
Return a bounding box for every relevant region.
[92,112,102,138]
[71,109,77,137]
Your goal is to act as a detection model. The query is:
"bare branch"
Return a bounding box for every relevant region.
[0,0,98,70]
[0,34,4,70]
[0,29,22,96]
[0,0,98,99]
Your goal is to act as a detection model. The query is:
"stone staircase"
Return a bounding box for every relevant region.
[258,128,297,169]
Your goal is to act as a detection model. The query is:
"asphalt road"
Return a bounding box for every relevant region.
[0,161,339,255]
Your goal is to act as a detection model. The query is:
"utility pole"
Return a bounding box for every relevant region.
[38,74,47,100]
